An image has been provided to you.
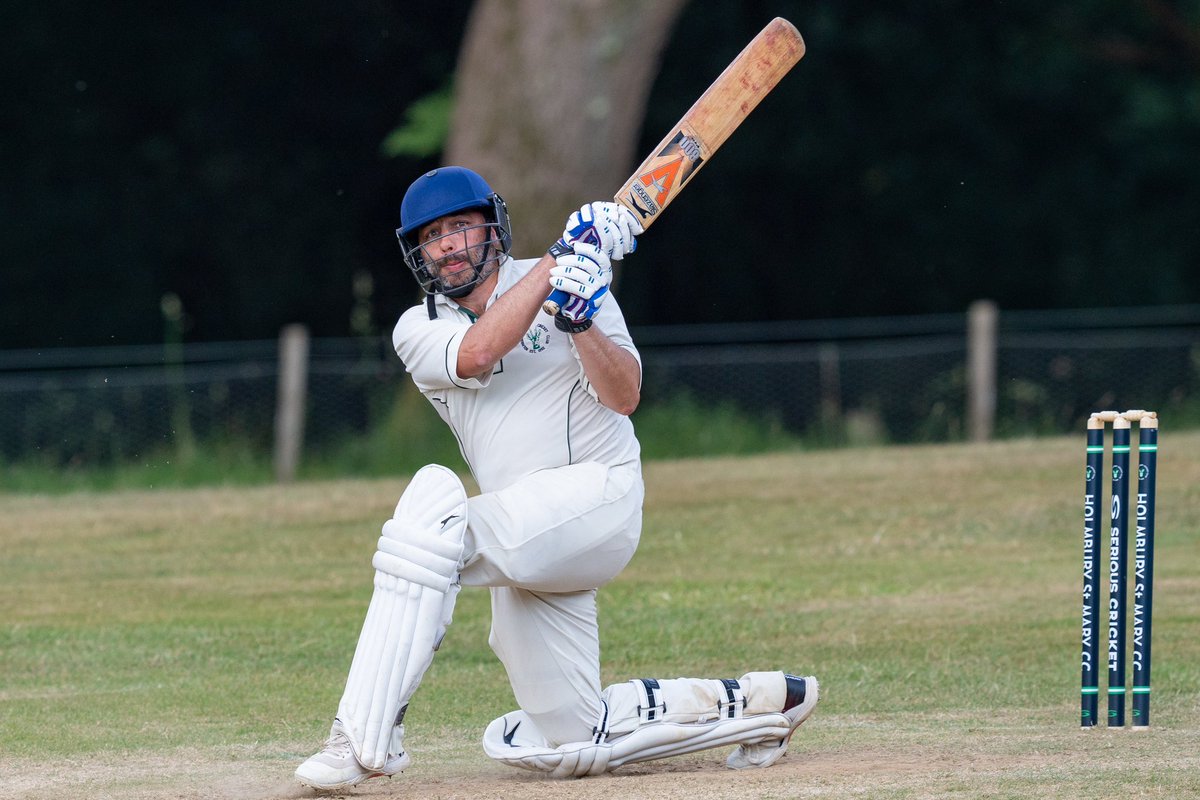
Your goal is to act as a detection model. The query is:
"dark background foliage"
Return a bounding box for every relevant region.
[3,0,1198,349]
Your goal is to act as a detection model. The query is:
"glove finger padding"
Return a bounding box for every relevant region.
[563,205,596,238]
[561,202,639,261]
[611,206,643,256]
[550,242,610,300]
[561,203,605,252]
[616,204,645,236]
[599,203,636,260]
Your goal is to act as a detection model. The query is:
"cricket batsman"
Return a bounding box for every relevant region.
[294,166,820,789]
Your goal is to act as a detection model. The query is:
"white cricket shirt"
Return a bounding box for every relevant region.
[392,257,642,493]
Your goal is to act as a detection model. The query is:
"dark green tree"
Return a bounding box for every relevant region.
[619,0,1200,323]
[1,1,473,348]
[3,1,1197,349]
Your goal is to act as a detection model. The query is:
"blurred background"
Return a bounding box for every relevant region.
[3,0,1199,488]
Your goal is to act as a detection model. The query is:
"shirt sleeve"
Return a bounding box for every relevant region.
[392,305,494,391]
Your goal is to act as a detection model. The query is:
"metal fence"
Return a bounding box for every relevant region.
[635,303,1200,444]
[0,337,401,468]
[2,303,1198,471]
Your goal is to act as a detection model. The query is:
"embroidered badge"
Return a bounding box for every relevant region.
[520,323,550,354]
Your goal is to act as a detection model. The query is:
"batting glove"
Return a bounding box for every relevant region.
[556,202,643,261]
[550,242,610,332]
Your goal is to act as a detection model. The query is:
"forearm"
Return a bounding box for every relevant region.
[456,254,554,378]
[571,327,641,415]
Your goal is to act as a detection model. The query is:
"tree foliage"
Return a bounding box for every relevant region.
[2,0,1198,349]
[1,0,473,348]
[618,0,1200,324]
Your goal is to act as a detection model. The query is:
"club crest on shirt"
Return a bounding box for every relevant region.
[520,323,550,353]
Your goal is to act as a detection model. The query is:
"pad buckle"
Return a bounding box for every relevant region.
[635,678,667,723]
[717,678,746,719]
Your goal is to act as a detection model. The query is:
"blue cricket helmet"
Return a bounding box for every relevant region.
[395,166,512,297]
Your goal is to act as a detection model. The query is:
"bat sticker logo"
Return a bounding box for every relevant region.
[634,132,705,208]
[629,184,658,218]
[676,134,702,161]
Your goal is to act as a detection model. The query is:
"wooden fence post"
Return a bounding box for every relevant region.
[818,342,841,427]
[967,300,998,442]
[274,324,310,482]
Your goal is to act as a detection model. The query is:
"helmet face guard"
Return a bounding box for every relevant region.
[398,219,510,297]
[396,167,512,297]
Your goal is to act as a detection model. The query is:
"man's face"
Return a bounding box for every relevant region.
[417,210,493,290]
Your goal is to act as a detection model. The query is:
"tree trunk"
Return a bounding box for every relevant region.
[446,0,689,256]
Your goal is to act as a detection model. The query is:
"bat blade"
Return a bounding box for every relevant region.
[616,17,805,229]
[544,18,805,316]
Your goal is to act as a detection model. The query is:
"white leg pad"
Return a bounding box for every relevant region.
[482,672,793,778]
[335,465,467,770]
[603,672,784,733]
[483,710,612,778]
[482,710,790,778]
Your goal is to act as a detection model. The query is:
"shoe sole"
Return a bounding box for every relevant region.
[295,755,409,791]
[295,769,396,791]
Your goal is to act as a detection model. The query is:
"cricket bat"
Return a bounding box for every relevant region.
[543,17,806,316]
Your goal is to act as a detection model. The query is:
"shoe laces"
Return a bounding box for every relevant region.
[321,729,354,759]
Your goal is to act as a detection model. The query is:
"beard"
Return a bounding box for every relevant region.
[423,235,504,297]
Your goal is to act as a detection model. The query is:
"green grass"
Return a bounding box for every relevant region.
[2,434,1199,798]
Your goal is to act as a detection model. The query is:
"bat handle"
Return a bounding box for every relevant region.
[543,289,568,316]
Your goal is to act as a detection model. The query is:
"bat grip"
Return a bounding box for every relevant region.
[543,289,568,316]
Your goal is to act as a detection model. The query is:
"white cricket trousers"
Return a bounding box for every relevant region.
[459,459,643,747]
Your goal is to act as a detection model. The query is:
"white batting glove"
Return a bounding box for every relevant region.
[550,242,611,325]
[559,202,644,261]
[550,241,610,300]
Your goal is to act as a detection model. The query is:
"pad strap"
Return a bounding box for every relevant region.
[717,678,746,719]
[636,679,666,723]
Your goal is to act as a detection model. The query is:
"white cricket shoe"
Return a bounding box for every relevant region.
[295,719,410,790]
[726,675,819,769]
